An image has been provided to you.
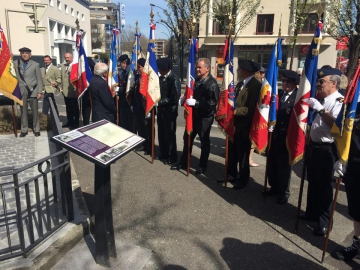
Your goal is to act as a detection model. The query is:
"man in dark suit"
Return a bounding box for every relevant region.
[172,58,220,174]
[266,70,300,204]
[82,57,95,125]
[232,60,262,189]
[89,63,116,123]
[156,58,181,165]
[14,47,43,137]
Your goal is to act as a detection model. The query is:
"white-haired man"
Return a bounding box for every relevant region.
[88,63,116,123]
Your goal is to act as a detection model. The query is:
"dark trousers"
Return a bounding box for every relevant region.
[135,109,152,152]
[227,140,238,179]
[118,98,133,132]
[306,142,337,228]
[267,133,292,198]
[344,161,360,222]
[82,95,91,126]
[233,130,252,186]
[157,112,177,160]
[42,93,58,116]
[180,117,213,169]
[64,97,79,127]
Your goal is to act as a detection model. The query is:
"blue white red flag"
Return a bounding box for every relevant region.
[130,33,142,72]
[70,30,93,99]
[215,37,235,140]
[184,38,197,134]
[331,65,360,163]
[287,21,322,165]
[108,28,119,89]
[250,38,282,153]
[139,22,160,116]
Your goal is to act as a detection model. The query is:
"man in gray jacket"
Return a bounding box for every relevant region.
[14,47,43,137]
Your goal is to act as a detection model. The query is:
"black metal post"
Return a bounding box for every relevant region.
[94,164,117,267]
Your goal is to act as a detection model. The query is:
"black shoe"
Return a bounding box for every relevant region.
[313,226,328,237]
[144,151,150,155]
[276,196,288,205]
[171,163,186,170]
[20,132,28,138]
[62,122,71,128]
[263,189,278,196]
[34,132,41,137]
[299,214,317,222]
[233,182,248,190]
[217,176,235,184]
[195,167,206,175]
[166,158,177,165]
[134,146,145,152]
[333,236,360,261]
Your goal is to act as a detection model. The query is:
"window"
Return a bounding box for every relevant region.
[82,14,85,21]
[57,23,63,34]
[65,4,68,14]
[256,14,274,35]
[71,8,74,17]
[301,13,318,34]
[49,20,56,32]
[77,11,79,19]
[213,19,235,35]
[49,0,53,7]
[57,0,61,10]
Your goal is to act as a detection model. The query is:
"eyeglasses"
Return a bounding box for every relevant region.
[282,79,293,83]
[317,79,331,85]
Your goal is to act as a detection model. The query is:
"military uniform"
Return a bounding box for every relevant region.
[61,62,79,128]
[41,63,61,115]
[14,47,43,136]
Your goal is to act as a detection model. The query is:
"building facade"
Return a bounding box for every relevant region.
[155,39,166,58]
[198,0,337,81]
[0,0,91,66]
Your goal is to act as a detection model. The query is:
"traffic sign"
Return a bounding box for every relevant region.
[20,2,47,26]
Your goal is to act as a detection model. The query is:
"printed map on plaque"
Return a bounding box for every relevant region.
[51,120,144,167]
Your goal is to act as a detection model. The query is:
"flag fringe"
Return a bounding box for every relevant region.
[217,123,234,142]
[0,89,23,106]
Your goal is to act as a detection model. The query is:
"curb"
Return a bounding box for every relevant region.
[3,157,92,270]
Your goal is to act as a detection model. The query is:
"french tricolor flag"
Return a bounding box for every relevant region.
[139,23,160,117]
[70,30,93,99]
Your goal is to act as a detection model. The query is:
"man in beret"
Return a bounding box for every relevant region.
[301,67,343,236]
[266,70,300,204]
[61,52,79,129]
[14,47,43,137]
[231,59,262,189]
[156,57,181,164]
[132,58,151,154]
[117,54,133,131]
[172,58,220,174]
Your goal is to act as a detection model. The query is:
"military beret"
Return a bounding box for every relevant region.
[118,54,129,62]
[157,58,172,70]
[281,70,300,84]
[102,58,109,64]
[317,67,342,79]
[137,58,146,67]
[19,47,31,53]
[238,60,260,72]
[259,67,266,73]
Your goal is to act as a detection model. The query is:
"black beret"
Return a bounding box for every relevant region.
[281,70,300,84]
[259,67,266,73]
[118,54,129,62]
[157,58,172,70]
[137,58,146,67]
[238,60,260,72]
[19,47,31,53]
[317,67,342,79]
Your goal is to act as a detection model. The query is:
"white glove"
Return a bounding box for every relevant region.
[185,98,196,106]
[146,112,151,119]
[179,96,185,106]
[333,160,347,177]
[303,97,324,112]
[268,125,275,132]
[114,86,119,93]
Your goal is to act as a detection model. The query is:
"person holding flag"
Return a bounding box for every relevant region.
[231,60,262,189]
[172,58,220,174]
[266,70,300,204]
[301,67,343,236]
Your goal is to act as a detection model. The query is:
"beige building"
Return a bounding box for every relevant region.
[155,39,166,58]
[198,0,337,80]
[0,0,91,65]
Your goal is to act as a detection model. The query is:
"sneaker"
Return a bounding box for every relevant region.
[334,236,360,261]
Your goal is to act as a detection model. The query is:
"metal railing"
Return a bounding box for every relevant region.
[0,98,73,261]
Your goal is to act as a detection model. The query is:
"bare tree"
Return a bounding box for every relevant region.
[91,24,105,50]
[288,0,319,70]
[119,25,148,55]
[322,0,360,77]
[211,0,262,40]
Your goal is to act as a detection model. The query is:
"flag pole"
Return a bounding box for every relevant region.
[150,6,155,164]
[263,16,282,198]
[133,21,139,133]
[75,19,83,125]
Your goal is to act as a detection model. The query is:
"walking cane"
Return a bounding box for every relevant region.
[116,96,119,126]
[223,136,229,187]
[262,132,273,199]
[321,177,342,263]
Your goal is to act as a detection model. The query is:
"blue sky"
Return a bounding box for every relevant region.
[114,0,171,40]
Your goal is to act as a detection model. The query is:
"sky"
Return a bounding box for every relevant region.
[114,0,171,40]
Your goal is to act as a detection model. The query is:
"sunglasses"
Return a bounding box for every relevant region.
[282,79,293,83]
[317,79,330,85]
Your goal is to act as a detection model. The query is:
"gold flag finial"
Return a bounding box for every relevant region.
[75,19,79,30]
[316,3,324,20]
[135,20,138,33]
[278,14,282,38]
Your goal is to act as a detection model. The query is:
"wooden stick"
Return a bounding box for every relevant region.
[263,132,273,199]
[151,108,155,164]
[187,133,191,176]
[11,104,17,138]
[223,136,229,187]
[116,96,119,126]
[79,98,83,125]
[321,177,342,263]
